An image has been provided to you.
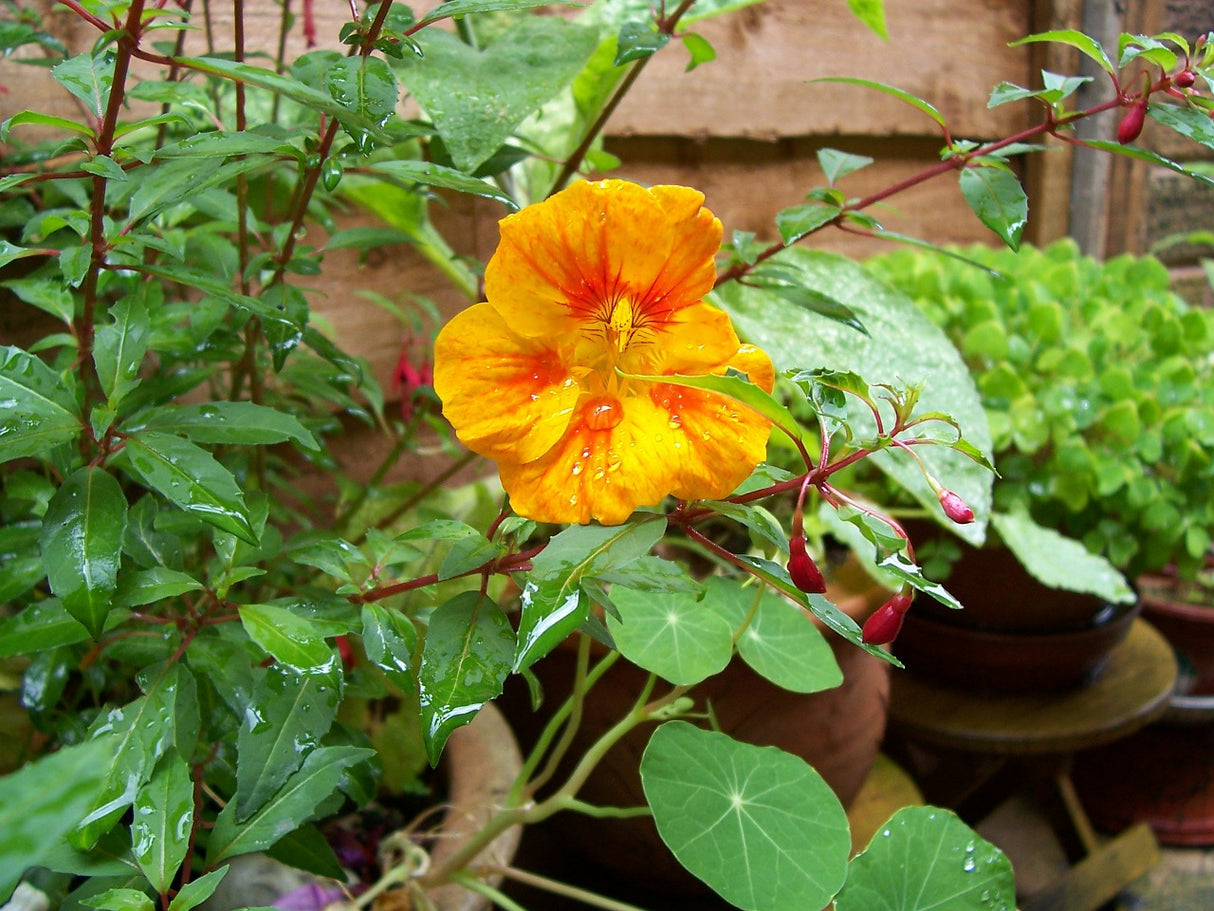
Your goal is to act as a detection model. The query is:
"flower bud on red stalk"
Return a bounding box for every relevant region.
[862,591,914,645]
[1117,101,1148,144]
[937,488,975,525]
[787,534,827,594]
[1174,70,1197,89]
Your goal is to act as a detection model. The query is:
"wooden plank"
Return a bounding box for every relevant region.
[1023,822,1159,911]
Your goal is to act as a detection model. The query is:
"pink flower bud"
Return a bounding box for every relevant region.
[937,488,975,525]
[787,534,826,594]
[1174,70,1197,89]
[862,603,907,645]
[1117,100,1147,145]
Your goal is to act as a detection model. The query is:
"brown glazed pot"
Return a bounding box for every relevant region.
[504,573,892,893]
[1138,573,1214,696]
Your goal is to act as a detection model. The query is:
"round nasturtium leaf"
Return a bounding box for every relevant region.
[641,721,850,911]
[836,806,1016,911]
[607,587,733,685]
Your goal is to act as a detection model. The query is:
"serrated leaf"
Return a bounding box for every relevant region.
[1009,29,1115,74]
[207,746,375,865]
[701,577,841,693]
[641,722,850,911]
[514,520,666,672]
[131,753,193,893]
[958,164,1028,250]
[837,807,1014,910]
[118,432,257,544]
[417,592,514,765]
[94,292,149,409]
[40,468,127,639]
[607,586,733,685]
[135,401,320,451]
[992,510,1134,604]
[235,665,341,822]
[0,736,121,901]
[0,345,81,463]
[398,18,598,172]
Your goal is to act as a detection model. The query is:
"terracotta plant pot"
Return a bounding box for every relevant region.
[503,572,891,893]
[893,599,1141,694]
[1138,573,1214,696]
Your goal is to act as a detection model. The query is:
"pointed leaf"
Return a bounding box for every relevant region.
[235,665,341,822]
[812,77,946,130]
[360,603,418,692]
[775,202,842,245]
[845,0,887,40]
[992,510,1134,604]
[206,746,375,865]
[0,345,81,463]
[416,0,576,25]
[94,292,150,409]
[51,52,115,118]
[40,467,127,639]
[837,806,1015,910]
[818,147,875,184]
[239,603,340,673]
[118,432,257,544]
[418,592,514,765]
[365,159,518,210]
[167,867,228,911]
[325,56,398,151]
[701,577,841,693]
[1009,29,1115,74]
[641,722,851,911]
[131,753,193,893]
[958,164,1028,250]
[135,401,320,451]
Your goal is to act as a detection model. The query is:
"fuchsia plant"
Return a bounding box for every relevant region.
[0,1,1212,909]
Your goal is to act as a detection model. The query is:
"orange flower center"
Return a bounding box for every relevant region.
[583,396,623,431]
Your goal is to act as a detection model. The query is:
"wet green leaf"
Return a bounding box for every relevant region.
[0,345,81,463]
[207,746,375,865]
[131,753,193,893]
[959,164,1028,250]
[361,603,418,692]
[418,592,514,765]
[51,52,115,118]
[642,722,850,911]
[325,57,398,151]
[365,159,517,210]
[239,603,337,673]
[166,867,227,911]
[94,292,150,409]
[1010,29,1115,74]
[118,432,257,544]
[837,806,1015,910]
[615,20,670,65]
[135,401,320,451]
[608,586,732,685]
[40,468,127,639]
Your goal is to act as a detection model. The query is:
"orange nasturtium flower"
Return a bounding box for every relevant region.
[433,179,774,525]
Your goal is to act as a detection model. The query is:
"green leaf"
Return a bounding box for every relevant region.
[94,292,150,409]
[703,499,787,552]
[118,432,257,544]
[1148,103,1214,152]
[135,401,320,451]
[837,806,1015,910]
[416,0,575,24]
[713,250,993,545]
[112,567,203,609]
[607,586,733,685]
[845,0,887,40]
[812,77,947,130]
[81,154,129,182]
[3,276,75,323]
[206,746,375,865]
[325,56,398,152]
[399,18,598,172]
[166,867,228,911]
[680,31,716,71]
[81,887,154,911]
[1083,135,1214,188]
[360,603,418,691]
[235,665,341,823]
[0,599,99,657]
[75,667,191,850]
[958,164,1028,250]
[417,592,514,765]
[818,147,875,184]
[701,577,841,693]
[615,20,670,65]
[0,345,81,463]
[641,722,851,911]
[131,753,193,893]
[515,520,666,673]
[40,468,128,639]
[239,603,338,673]
[364,159,518,210]
[775,202,842,245]
[51,52,115,118]
[0,736,121,902]
[1009,29,1115,74]
[992,510,1134,604]
[1,109,96,139]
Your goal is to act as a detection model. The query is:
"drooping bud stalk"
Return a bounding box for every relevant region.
[862,590,914,645]
[1117,74,1152,145]
[787,533,827,594]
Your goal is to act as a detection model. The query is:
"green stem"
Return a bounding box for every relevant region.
[489,866,653,911]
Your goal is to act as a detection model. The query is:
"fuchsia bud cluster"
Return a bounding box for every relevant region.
[861,590,914,645]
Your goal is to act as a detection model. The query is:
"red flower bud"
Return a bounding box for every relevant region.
[862,603,907,645]
[937,488,975,525]
[1117,100,1147,145]
[1174,70,1197,89]
[886,590,914,615]
[336,634,356,670]
[787,534,826,594]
